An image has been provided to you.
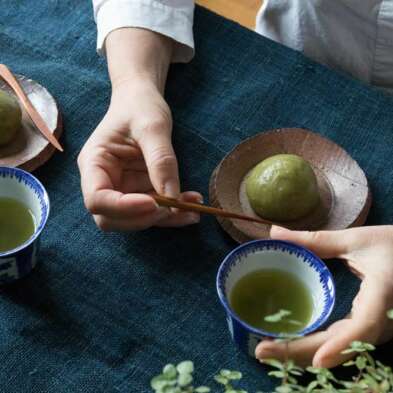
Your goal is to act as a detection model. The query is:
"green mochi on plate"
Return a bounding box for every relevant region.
[245,154,320,222]
[0,90,22,146]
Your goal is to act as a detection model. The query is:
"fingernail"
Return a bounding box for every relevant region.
[271,225,290,235]
[255,343,275,359]
[313,355,326,368]
[186,213,200,224]
[259,350,274,359]
[164,180,179,198]
[313,359,323,368]
[197,196,204,204]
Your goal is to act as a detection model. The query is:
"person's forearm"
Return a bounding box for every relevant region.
[105,28,173,93]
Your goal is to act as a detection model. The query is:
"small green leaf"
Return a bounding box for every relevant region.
[275,385,292,393]
[177,361,194,375]
[288,319,302,326]
[263,359,284,369]
[177,372,193,387]
[306,367,323,375]
[214,375,229,385]
[227,371,242,380]
[288,370,303,376]
[343,360,356,367]
[342,341,372,354]
[363,342,376,351]
[355,356,367,370]
[195,387,211,393]
[380,379,390,391]
[286,376,298,385]
[151,376,171,391]
[387,309,393,320]
[285,360,295,370]
[163,364,177,379]
[268,371,285,378]
[220,369,232,377]
[291,365,304,373]
[306,380,318,392]
[264,309,292,323]
[342,341,376,354]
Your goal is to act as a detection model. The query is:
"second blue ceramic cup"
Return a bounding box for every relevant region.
[217,239,335,357]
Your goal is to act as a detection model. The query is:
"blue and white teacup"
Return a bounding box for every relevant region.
[0,167,49,284]
[216,239,335,357]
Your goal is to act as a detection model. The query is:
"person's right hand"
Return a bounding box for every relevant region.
[77,77,202,231]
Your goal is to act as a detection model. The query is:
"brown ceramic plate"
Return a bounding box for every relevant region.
[0,74,62,171]
[209,128,371,243]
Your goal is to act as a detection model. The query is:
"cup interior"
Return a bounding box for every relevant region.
[0,167,49,253]
[217,240,335,336]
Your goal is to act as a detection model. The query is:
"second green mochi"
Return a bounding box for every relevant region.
[245,154,320,222]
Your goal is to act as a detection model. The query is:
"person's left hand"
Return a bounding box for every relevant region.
[255,225,393,368]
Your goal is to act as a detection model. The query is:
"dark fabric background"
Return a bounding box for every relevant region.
[0,1,392,392]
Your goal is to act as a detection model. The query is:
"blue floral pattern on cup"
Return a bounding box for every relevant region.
[216,239,335,357]
[0,167,49,284]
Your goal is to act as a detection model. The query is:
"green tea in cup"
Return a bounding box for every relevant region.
[230,268,313,334]
[0,197,36,252]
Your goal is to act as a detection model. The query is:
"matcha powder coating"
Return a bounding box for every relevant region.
[245,154,320,221]
[0,90,22,146]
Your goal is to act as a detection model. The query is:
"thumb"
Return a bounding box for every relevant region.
[270,226,350,259]
[135,122,180,198]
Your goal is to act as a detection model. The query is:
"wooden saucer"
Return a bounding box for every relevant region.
[209,128,371,243]
[0,74,62,171]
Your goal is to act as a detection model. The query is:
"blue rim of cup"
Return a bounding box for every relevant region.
[216,239,336,338]
[0,166,50,258]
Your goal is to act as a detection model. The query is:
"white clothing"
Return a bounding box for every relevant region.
[92,0,393,89]
[92,0,194,62]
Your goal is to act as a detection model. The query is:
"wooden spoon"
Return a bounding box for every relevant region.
[153,194,275,226]
[0,64,63,152]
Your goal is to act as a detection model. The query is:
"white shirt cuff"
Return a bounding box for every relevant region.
[95,0,195,63]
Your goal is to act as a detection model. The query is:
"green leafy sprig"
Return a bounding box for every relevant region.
[150,310,393,393]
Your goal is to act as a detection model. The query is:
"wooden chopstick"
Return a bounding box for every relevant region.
[153,194,274,226]
[0,64,64,152]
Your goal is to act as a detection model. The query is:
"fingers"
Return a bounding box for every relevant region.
[254,320,358,369]
[156,212,200,227]
[86,191,158,219]
[91,191,203,232]
[120,170,153,193]
[314,279,388,368]
[255,331,329,367]
[313,324,374,368]
[255,321,376,370]
[313,318,381,368]
[256,278,393,368]
[92,208,170,232]
[156,191,203,227]
[270,226,350,259]
[135,120,180,198]
[79,156,157,219]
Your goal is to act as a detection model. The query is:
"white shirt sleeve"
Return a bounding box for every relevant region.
[92,0,195,62]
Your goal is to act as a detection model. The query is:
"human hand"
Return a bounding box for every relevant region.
[255,225,393,368]
[77,78,202,231]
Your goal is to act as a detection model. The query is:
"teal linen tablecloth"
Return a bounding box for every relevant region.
[0,1,392,392]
